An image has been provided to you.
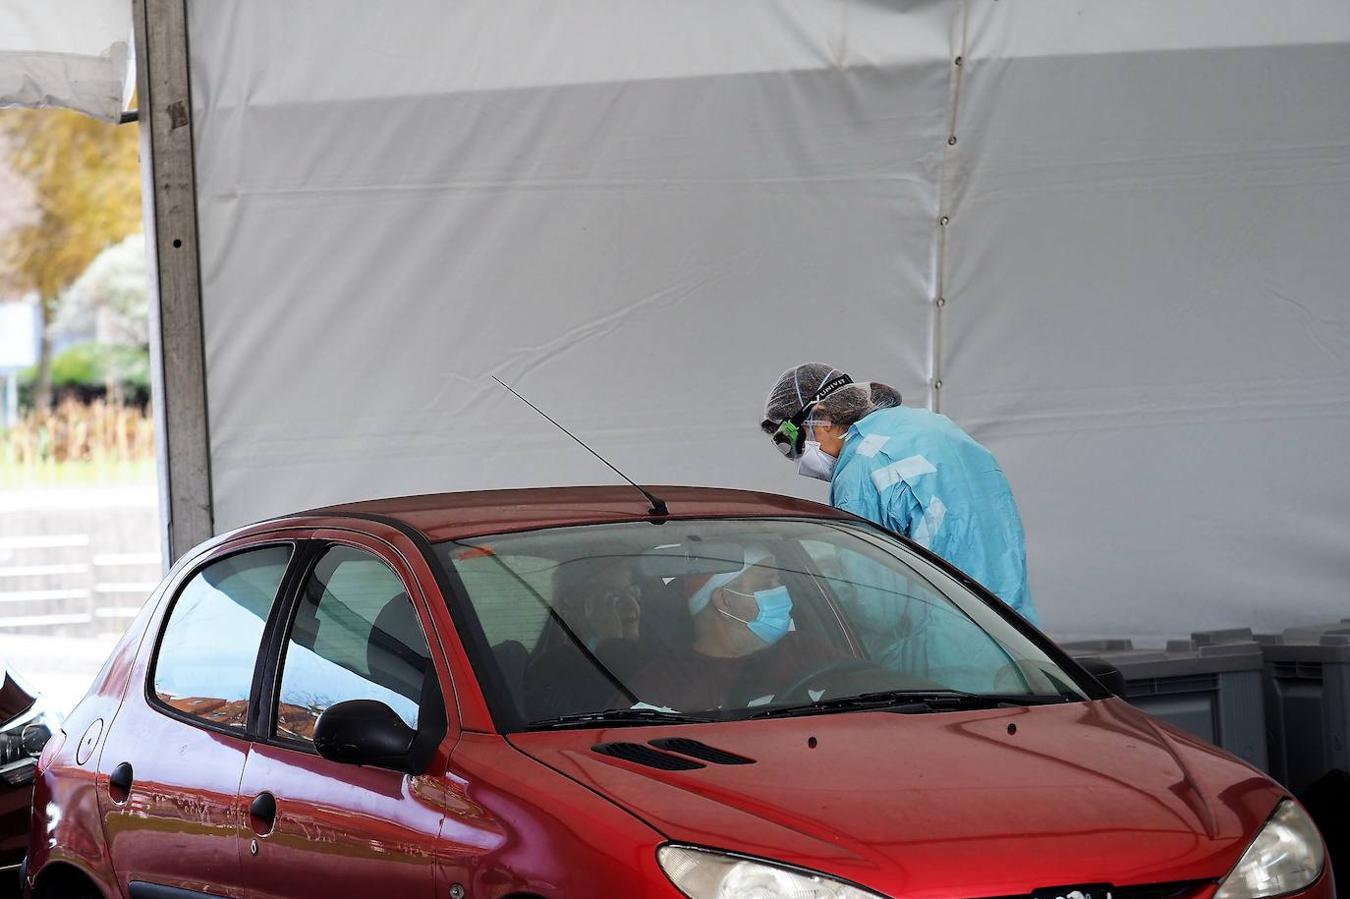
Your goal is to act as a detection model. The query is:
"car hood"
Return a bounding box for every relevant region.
[509,699,1283,899]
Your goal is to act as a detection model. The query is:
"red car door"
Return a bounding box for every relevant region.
[237,535,451,899]
[97,542,296,897]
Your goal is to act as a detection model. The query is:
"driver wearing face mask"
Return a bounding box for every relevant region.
[630,550,837,711]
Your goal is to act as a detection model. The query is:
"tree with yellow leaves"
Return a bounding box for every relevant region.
[2,109,142,410]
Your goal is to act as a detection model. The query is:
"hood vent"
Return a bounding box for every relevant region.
[649,738,755,766]
[592,742,705,771]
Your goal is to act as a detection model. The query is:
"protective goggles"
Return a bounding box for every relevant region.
[766,372,852,460]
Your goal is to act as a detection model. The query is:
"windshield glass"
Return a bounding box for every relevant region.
[436,518,1090,730]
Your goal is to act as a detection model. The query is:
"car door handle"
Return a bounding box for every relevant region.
[109,762,133,802]
[249,791,277,835]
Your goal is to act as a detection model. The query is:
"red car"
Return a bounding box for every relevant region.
[25,487,1332,899]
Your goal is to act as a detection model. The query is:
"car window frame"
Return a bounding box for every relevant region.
[434,514,1114,733]
[256,535,449,770]
[144,540,305,742]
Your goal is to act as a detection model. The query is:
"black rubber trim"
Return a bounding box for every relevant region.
[592,742,705,771]
[649,738,755,766]
[128,882,234,899]
[250,541,320,737]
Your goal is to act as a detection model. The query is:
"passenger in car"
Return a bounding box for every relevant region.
[524,556,647,719]
[630,550,838,711]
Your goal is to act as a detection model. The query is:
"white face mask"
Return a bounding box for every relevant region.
[797,440,837,481]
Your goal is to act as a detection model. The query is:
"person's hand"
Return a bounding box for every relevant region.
[583,585,641,642]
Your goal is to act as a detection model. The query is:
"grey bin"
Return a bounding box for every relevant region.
[1062,629,1268,771]
[1257,619,1350,796]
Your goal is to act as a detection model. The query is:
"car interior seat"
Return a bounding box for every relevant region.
[635,574,694,652]
[367,592,431,705]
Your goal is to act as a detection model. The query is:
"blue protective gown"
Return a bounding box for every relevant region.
[829,406,1040,626]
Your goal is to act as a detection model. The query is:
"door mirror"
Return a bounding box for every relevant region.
[313,700,416,771]
[1076,657,1127,698]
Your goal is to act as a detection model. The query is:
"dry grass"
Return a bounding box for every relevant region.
[1,399,154,467]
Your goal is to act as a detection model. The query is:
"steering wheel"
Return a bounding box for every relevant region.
[771,658,895,706]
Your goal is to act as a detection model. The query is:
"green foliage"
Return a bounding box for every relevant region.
[18,342,150,405]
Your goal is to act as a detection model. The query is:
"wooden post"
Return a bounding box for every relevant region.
[132,0,214,567]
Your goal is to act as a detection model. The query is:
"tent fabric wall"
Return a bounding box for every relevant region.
[186,0,1350,641]
[948,0,1350,640]
[187,0,951,526]
[0,0,132,121]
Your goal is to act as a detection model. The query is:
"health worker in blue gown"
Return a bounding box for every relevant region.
[761,363,1040,689]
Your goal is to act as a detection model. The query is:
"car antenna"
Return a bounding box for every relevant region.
[492,376,670,518]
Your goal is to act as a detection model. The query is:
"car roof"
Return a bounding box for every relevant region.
[300,485,849,543]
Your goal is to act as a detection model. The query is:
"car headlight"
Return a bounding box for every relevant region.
[658,845,883,899]
[1215,801,1325,899]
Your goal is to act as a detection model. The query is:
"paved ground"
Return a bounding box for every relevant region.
[0,483,160,715]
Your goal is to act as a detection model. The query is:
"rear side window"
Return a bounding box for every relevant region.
[274,546,432,745]
[153,546,292,730]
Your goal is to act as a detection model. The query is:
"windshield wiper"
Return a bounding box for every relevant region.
[526,708,717,730]
[749,689,1074,720]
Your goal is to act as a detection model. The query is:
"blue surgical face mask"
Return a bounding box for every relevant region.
[720,585,794,646]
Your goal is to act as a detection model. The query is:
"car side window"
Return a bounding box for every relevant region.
[153,545,293,731]
[274,545,432,745]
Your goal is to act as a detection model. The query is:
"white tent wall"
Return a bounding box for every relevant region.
[188,1,951,525]
[185,0,1350,641]
[948,0,1350,640]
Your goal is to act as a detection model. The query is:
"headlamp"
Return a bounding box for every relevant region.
[658,845,882,899]
[1215,801,1325,899]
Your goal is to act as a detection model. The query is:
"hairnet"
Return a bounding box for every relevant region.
[761,363,843,432]
[813,381,903,431]
[685,548,773,616]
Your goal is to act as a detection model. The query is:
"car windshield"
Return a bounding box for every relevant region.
[436,518,1090,730]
